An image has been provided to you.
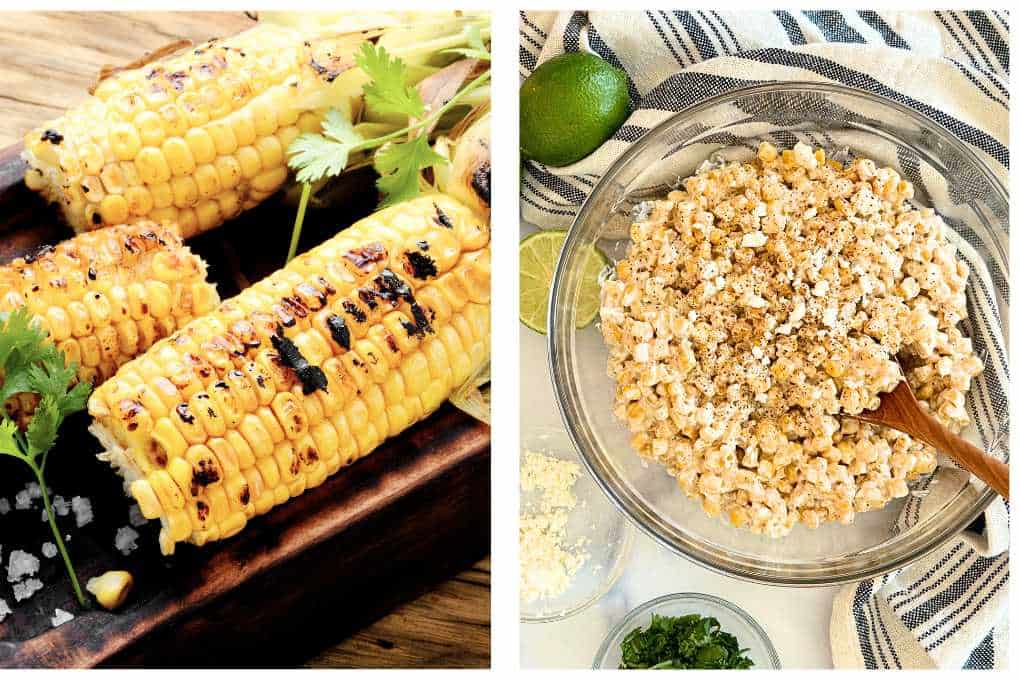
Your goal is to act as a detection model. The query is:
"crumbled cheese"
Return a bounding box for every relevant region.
[7,549,40,582]
[114,526,140,556]
[0,598,11,622]
[41,542,58,559]
[13,578,43,602]
[520,450,590,606]
[51,608,74,627]
[0,498,10,515]
[71,496,93,528]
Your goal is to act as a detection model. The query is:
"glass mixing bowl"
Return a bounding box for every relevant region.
[548,82,1008,586]
[593,593,781,669]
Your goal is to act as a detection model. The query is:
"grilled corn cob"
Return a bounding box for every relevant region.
[22,23,370,238]
[88,195,489,555]
[1,222,219,425]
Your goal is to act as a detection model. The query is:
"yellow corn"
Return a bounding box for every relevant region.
[86,570,134,610]
[1,222,219,425]
[22,23,373,238]
[88,196,490,555]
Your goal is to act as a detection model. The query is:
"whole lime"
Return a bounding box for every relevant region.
[520,52,630,167]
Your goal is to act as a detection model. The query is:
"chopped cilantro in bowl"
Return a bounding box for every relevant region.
[619,613,754,669]
[594,593,780,670]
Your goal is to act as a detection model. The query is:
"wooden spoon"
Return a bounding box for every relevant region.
[849,380,1009,500]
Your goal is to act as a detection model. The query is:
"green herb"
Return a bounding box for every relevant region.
[285,42,490,262]
[619,613,754,669]
[442,25,491,61]
[0,308,92,607]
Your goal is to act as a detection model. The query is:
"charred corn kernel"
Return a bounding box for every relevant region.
[89,196,489,554]
[86,571,134,611]
[22,23,428,238]
[1,222,218,426]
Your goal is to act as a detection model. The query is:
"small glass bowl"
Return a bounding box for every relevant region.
[521,426,634,623]
[548,81,1008,585]
[593,593,782,670]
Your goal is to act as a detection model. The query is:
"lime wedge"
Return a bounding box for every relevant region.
[519,230,609,334]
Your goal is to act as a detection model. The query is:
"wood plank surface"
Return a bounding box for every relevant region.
[0,11,490,668]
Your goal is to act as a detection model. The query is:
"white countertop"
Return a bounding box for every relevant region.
[518,224,840,669]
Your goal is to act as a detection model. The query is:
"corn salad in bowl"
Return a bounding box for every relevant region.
[547,82,1007,585]
[599,141,983,540]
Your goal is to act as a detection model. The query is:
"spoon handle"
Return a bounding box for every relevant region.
[909,407,1009,500]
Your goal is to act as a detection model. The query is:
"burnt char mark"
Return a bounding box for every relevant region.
[374,269,413,305]
[358,288,379,310]
[384,333,399,353]
[405,251,438,279]
[317,276,337,296]
[409,302,433,337]
[41,129,63,145]
[87,266,97,281]
[175,403,195,424]
[239,485,251,505]
[193,458,221,487]
[91,212,103,225]
[270,325,328,395]
[326,314,351,350]
[342,300,367,323]
[280,295,310,319]
[416,240,430,251]
[166,71,189,91]
[471,161,491,205]
[22,244,55,264]
[306,57,346,83]
[196,501,210,521]
[343,242,387,272]
[434,203,454,229]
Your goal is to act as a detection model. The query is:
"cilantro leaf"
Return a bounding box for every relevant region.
[443,25,490,61]
[374,135,447,208]
[26,394,60,457]
[0,308,52,404]
[287,109,365,185]
[357,43,425,118]
[0,418,21,456]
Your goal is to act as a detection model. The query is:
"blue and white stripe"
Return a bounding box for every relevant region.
[520,10,1009,670]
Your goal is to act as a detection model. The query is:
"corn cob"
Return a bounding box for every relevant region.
[87,195,490,555]
[22,23,369,239]
[1,222,219,425]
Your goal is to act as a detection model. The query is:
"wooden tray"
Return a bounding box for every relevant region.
[0,145,491,668]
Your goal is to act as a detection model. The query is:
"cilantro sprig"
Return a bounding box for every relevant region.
[619,613,754,669]
[285,40,490,262]
[1,308,92,606]
[442,25,491,61]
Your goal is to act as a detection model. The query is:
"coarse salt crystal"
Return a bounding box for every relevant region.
[51,608,75,627]
[71,496,93,528]
[115,526,140,556]
[13,578,43,602]
[7,549,40,582]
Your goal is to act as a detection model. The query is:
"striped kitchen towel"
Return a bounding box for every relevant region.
[520,10,1009,670]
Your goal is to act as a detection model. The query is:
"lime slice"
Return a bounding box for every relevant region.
[519,230,610,334]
